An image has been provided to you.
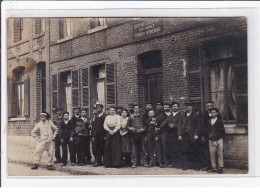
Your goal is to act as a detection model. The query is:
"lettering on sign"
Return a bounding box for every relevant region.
[133,19,163,39]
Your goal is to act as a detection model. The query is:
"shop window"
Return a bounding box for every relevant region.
[14,18,23,42]
[187,36,247,124]
[35,18,45,35]
[59,18,72,40]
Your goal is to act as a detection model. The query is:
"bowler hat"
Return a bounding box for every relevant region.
[209,107,219,113]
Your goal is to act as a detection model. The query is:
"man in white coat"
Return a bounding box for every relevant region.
[31,112,58,170]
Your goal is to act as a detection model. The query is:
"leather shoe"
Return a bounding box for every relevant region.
[31,164,38,170]
[47,165,54,170]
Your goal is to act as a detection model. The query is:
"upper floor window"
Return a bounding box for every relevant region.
[59,18,72,39]
[14,18,23,42]
[90,18,107,31]
[35,18,45,35]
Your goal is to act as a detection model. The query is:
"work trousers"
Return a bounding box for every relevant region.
[54,135,61,161]
[33,140,55,165]
[130,133,147,165]
[145,132,155,165]
[85,137,92,162]
[155,131,168,165]
[75,138,87,164]
[92,135,105,165]
[167,130,182,166]
[209,138,224,169]
[61,138,76,164]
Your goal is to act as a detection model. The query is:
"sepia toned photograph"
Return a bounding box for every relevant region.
[6,17,248,176]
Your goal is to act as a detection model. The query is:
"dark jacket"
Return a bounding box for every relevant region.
[128,113,146,134]
[72,125,88,142]
[70,115,82,129]
[91,112,106,137]
[181,111,200,137]
[157,112,172,133]
[160,111,182,136]
[206,118,225,141]
[146,117,158,133]
[155,109,164,117]
[59,120,74,140]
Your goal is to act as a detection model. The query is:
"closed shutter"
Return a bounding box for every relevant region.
[52,74,58,109]
[187,45,202,105]
[59,18,65,39]
[82,68,89,107]
[233,36,248,125]
[8,81,17,117]
[24,78,30,116]
[72,70,79,107]
[35,18,42,34]
[106,63,116,107]
[14,18,22,42]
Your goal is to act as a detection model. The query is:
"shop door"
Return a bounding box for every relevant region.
[145,72,163,105]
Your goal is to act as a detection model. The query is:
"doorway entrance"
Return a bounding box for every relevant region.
[139,50,163,105]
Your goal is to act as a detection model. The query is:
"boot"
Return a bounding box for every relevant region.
[218,168,224,174]
[47,165,54,170]
[31,164,38,170]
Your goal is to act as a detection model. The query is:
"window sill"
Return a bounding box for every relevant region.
[224,123,247,134]
[88,25,108,34]
[56,36,73,44]
[33,32,45,39]
[9,117,28,122]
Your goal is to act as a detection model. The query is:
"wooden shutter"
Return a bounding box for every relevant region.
[14,18,22,42]
[59,18,65,39]
[35,18,42,34]
[187,45,202,104]
[233,36,248,125]
[52,74,58,109]
[82,68,89,107]
[106,63,116,107]
[24,78,30,116]
[8,81,17,117]
[72,70,79,107]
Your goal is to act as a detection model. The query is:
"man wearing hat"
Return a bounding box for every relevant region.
[91,103,106,167]
[31,112,59,170]
[52,108,63,163]
[128,103,135,117]
[206,107,225,174]
[179,102,201,170]
[155,101,164,117]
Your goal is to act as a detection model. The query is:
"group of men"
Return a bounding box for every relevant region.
[31,100,225,174]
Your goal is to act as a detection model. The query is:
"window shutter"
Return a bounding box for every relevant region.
[59,18,65,39]
[106,63,116,106]
[187,45,202,103]
[35,18,42,34]
[72,70,79,107]
[82,68,89,107]
[14,18,21,42]
[233,36,248,125]
[24,78,30,116]
[52,74,58,109]
[8,81,17,117]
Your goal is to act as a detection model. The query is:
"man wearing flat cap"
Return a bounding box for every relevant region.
[155,101,164,117]
[70,107,81,128]
[31,112,59,170]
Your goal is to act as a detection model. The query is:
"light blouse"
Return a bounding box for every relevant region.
[104,114,121,132]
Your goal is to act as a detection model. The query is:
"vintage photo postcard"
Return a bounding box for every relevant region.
[5,16,248,176]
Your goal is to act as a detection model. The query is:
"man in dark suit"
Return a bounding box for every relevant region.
[156,103,172,168]
[70,107,81,128]
[91,104,106,167]
[179,102,200,170]
[160,102,182,168]
[81,108,92,164]
[155,101,164,117]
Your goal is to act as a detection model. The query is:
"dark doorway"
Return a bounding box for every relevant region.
[139,50,163,105]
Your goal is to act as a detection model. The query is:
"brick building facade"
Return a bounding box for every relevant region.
[7,17,248,169]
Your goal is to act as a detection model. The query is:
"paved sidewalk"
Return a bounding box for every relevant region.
[8,142,248,176]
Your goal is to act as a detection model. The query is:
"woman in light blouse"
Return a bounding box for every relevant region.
[103,106,123,167]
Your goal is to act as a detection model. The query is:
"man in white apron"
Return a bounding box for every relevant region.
[31,112,58,170]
